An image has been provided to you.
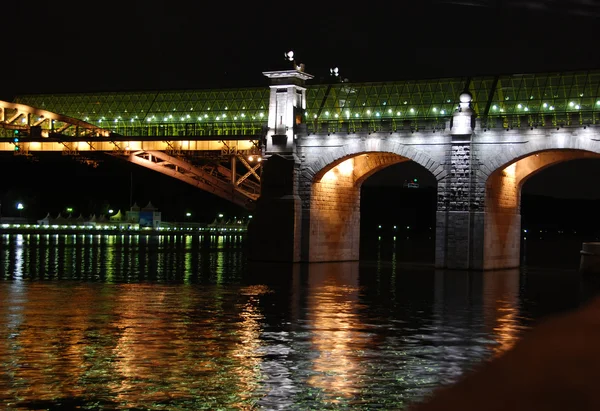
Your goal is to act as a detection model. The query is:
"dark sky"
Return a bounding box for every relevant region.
[4,0,600,100]
[2,0,600,217]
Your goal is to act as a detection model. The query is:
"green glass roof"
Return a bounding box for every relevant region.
[306,70,600,122]
[13,88,271,127]
[13,70,600,128]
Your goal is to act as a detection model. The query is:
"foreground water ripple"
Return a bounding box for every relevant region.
[0,233,597,409]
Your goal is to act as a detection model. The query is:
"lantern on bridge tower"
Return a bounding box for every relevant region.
[451,91,475,137]
[262,53,314,156]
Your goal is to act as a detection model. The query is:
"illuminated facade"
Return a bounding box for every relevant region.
[5,68,600,269]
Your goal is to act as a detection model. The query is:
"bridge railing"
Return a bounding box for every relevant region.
[0,122,267,139]
[306,118,449,134]
[305,111,600,134]
[104,122,265,138]
[480,111,600,130]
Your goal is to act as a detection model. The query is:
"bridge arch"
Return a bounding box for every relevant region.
[305,142,442,182]
[483,148,600,269]
[304,146,441,262]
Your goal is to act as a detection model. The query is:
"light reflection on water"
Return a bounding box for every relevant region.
[0,233,596,410]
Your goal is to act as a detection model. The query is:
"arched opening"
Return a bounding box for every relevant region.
[484,149,600,270]
[309,152,437,262]
[521,157,600,268]
[360,161,437,262]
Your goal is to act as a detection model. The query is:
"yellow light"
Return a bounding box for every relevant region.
[503,163,516,177]
[321,158,354,182]
[337,159,353,175]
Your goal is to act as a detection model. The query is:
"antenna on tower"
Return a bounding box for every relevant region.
[330,67,345,82]
[284,50,305,72]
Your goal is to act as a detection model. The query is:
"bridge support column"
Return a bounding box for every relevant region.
[248,67,314,263]
[436,91,486,270]
[247,154,302,262]
[482,164,522,270]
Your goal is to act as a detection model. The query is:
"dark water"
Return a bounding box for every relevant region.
[0,233,597,410]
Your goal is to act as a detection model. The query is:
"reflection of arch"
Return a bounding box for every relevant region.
[483,149,600,270]
[307,150,437,262]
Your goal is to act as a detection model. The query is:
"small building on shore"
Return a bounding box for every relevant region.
[37,202,161,229]
[121,202,162,228]
[37,212,109,226]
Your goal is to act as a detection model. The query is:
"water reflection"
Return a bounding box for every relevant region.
[0,234,596,409]
[303,263,366,404]
[482,269,522,355]
[0,233,246,284]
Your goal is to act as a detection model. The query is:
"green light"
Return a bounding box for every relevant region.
[413,178,418,182]
[14,146,19,151]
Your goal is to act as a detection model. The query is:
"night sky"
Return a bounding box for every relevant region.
[3,0,600,219]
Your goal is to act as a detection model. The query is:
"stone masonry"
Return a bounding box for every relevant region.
[248,70,600,269]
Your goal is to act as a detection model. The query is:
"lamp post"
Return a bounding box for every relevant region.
[16,202,24,218]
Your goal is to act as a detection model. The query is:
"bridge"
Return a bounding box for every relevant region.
[3,67,600,270]
[0,98,264,209]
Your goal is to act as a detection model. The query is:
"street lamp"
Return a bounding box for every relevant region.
[185,212,191,217]
[66,207,73,214]
[16,202,24,218]
[218,213,224,218]
[108,209,114,214]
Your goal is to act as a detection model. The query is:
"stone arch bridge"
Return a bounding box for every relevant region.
[3,68,600,270]
[248,69,600,270]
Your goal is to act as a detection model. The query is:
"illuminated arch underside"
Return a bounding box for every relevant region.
[310,152,412,262]
[484,149,600,270]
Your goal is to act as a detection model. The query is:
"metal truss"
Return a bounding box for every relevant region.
[111,147,261,210]
[0,100,110,139]
[14,70,600,138]
[14,88,271,139]
[1,100,263,208]
[305,70,600,128]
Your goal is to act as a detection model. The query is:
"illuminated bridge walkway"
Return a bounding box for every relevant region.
[3,68,600,269]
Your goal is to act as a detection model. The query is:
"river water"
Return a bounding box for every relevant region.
[0,233,597,410]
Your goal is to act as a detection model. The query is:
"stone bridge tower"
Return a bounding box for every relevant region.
[247,69,312,262]
[247,68,486,267]
[436,91,484,269]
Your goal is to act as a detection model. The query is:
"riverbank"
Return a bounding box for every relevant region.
[0,222,246,236]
